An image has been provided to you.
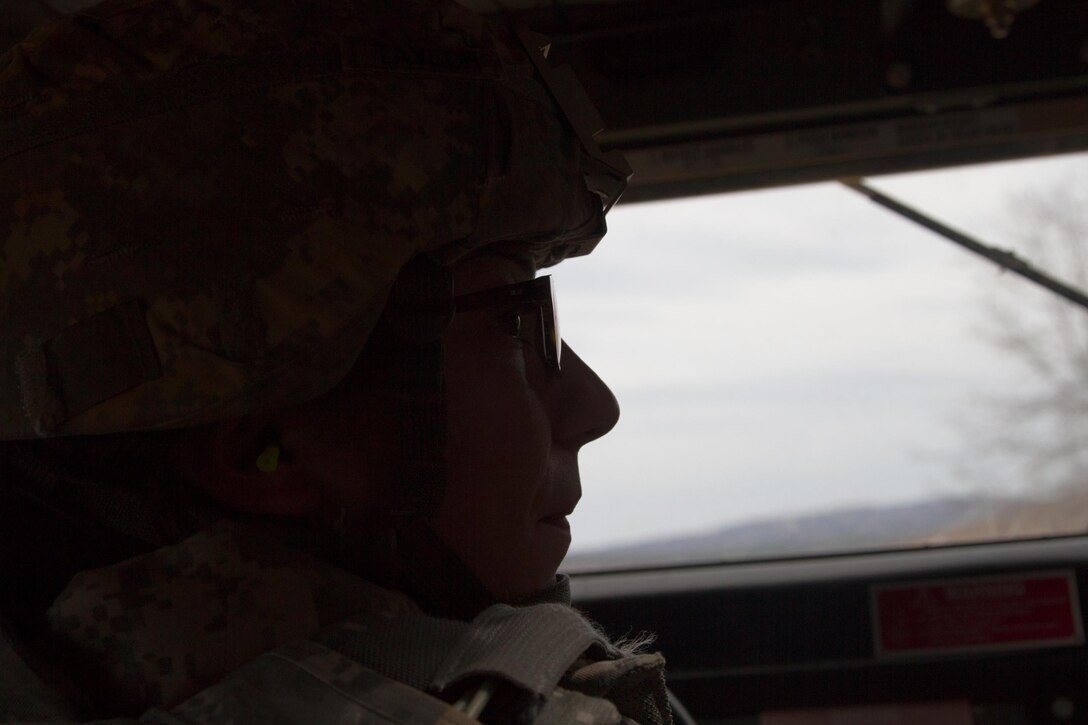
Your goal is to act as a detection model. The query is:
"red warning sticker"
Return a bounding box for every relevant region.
[872,569,1083,657]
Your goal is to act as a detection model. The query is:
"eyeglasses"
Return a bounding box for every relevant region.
[454,275,561,373]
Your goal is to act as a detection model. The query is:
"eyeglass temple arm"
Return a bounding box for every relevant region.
[453,278,552,313]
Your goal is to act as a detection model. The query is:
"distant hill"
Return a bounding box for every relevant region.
[563,490,1088,572]
[921,486,1088,545]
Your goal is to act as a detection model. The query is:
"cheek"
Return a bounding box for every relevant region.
[435,328,556,596]
[443,361,552,510]
[441,317,552,488]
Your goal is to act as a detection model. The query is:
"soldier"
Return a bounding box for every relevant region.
[0,0,671,722]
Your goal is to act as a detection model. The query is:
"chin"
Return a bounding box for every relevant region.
[456,526,571,603]
[484,557,563,603]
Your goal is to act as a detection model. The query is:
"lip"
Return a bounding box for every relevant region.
[538,514,571,531]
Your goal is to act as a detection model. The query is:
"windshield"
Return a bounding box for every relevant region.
[561,150,1088,572]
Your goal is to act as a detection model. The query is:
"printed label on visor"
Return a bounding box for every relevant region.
[871,569,1084,658]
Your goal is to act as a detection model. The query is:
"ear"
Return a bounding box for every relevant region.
[173,412,323,516]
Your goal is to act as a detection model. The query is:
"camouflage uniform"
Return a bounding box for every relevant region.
[0,0,656,721]
[1,523,670,723]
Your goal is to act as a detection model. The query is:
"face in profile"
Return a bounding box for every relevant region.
[431,251,620,602]
[187,250,619,604]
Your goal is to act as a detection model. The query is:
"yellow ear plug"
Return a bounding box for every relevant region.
[256,444,280,473]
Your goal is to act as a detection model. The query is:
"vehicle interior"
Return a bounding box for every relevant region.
[4,0,1088,723]
[456,1,1088,723]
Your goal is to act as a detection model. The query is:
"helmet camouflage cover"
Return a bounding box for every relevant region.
[0,0,628,439]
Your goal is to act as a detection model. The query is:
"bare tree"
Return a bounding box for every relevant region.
[941,161,1088,540]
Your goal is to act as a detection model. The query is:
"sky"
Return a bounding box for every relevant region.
[556,150,1088,553]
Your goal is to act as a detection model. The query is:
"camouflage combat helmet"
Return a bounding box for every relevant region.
[0,0,630,439]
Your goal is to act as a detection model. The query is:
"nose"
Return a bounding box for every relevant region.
[551,342,620,448]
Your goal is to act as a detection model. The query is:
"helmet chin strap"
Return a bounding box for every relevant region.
[380,254,454,521]
[370,254,502,619]
[389,518,497,620]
